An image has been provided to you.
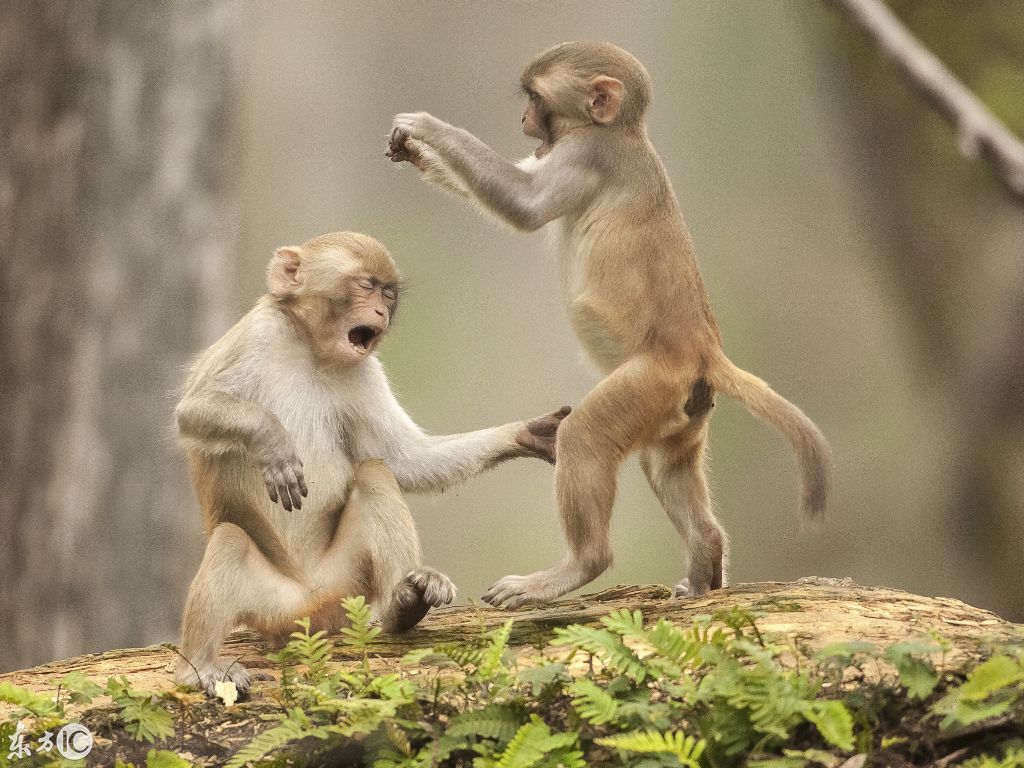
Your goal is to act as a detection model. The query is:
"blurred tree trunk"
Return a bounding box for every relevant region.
[0,1,239,671]
[824,1,1024,620]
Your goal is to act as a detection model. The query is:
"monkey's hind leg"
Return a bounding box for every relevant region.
[176,522,307,697]
[483,357,679,609]
[320,460,455,635]
[640,423,727,598]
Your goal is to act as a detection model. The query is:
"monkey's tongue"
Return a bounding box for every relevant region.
[348,326,378,351]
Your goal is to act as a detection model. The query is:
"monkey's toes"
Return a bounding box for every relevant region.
[187,660,252,699]
[672,578,692,598]
[672,577,714,599]
[482,575,538,610]
[407,567,456,607]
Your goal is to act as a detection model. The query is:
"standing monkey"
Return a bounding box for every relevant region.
[174,231,569,694]
[388,41,831,608]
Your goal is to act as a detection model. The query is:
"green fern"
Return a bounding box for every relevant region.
[475,715,583,768]
[799,700,855,751]
[959,742,1024,768]
[551,625,647,681]
[477,620,514,684]
[224,707,344,768]
[146,749,193,768]
[447,702,527,741]
[0,682,62,718]
[268,616,333,684]
[596,728,706,767]
[885,641,941,700]
[932,654,1024,728]
[106,677,174,743]
[60,671,104,706]
[570,678,619,725]
[601,608,646,638]
[340,595,383,654]
[645,618,703,673]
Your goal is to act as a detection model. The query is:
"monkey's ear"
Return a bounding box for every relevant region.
[267,246,304,297]
[588,76,624,124]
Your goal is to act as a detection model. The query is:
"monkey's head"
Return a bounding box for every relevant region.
[520,41,652,153]
[267,231,401,366]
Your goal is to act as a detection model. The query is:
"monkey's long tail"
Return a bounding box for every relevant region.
[707,354,832,519]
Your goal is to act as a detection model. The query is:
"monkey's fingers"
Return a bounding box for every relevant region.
[278,477,293,512]
[386,128,411,162]
[281,466,304,511]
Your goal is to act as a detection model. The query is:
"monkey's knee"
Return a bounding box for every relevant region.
[203,522,251,563]
[350,459,402,496]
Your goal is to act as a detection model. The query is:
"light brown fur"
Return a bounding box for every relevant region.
[389,42,831,608]
[174,231,569,694]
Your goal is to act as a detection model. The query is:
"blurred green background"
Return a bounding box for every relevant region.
[2,1,1022,673]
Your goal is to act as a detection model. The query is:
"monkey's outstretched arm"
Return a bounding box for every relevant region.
[352,362,568,493]
[177,389,307,511]
[390,113,599,231]
[401,137,471,199]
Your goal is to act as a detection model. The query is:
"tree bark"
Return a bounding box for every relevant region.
[3,581,1021,709]
[0,1,239,672]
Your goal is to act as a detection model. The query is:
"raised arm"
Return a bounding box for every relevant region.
[388,113,600,231]
[177,386,307,511]
[350,360,568,494]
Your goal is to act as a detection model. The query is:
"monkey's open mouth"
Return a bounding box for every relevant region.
[348,326,380,353]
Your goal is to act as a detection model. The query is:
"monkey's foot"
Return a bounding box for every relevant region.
[482,568,580,610]
[175,658,252,699]
[385,567,456,633]
[407,566,457,607]
[673,572,728,598]
[673,578,703,598]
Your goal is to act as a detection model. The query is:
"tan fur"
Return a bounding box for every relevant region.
[390,42,831,608]
[174,231,568,694]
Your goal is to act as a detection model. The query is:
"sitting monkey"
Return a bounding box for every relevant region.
[174,231,568,695]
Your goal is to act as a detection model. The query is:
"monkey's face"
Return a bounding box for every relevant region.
[521,87,557,158]
[521,92,547,142]
[267,232,401,368]
[333,274,397,363]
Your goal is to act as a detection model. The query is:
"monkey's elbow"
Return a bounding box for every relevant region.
[511,208,548,233]
[174,399,197,437]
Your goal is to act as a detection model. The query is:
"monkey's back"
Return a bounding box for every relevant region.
[559,133,721,372]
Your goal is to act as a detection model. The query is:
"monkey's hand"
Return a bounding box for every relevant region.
[390,111,445,145]
[386,127,414,163]
[254,437,308,511]
[386,128,433,171]
[515,406,571,464]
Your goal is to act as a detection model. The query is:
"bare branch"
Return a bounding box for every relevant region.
[827,0,1024,202]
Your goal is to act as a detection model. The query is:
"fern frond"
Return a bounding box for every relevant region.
[224,708,346,768]
[490,716,579,768]
[477,620,514,683]
[601,609,645,637]
[446,702,526,742]
[800,700,855,751]
[569,678,619,725]
[0,682,62,718]
[551,625,647,681]
[596,729,706,767]
[341,595,383,649]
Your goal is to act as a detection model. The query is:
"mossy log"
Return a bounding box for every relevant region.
[2,580,1021,765]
